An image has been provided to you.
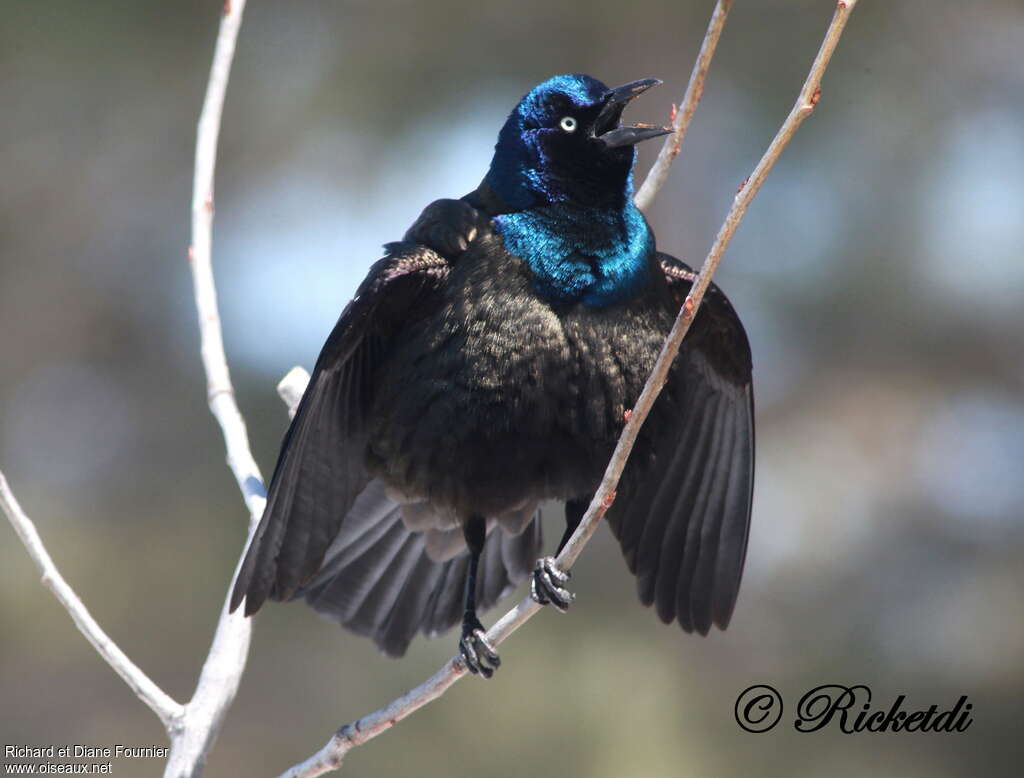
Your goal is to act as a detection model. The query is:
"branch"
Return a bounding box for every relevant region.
[166,1,259,776]
[2,5,258,773]
[5,3,261,774]
[187,0,264,524]
[279,2,859,774]
[0,471,183,729]
[634,0,733,213]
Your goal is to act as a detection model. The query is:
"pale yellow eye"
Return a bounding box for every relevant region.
[559,116,577,133]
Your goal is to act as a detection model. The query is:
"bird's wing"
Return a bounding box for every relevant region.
[607,252,754,634]
[402,198,480,256]
[230,242,452,616]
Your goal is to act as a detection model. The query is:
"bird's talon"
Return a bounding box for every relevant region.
[531,557,575,612]
[550,564,571,584]
[530,575,550,604]
[459,639,479,674]
[479,634,500,664]
[459,622,500,678]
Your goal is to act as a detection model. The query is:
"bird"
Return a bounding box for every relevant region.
[230,74,754,678]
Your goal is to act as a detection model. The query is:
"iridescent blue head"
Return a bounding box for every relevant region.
[484,74,670,210]
[484,74,672,307]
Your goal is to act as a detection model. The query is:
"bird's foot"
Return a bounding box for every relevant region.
[530,556,575,612]
[459,616,500,679]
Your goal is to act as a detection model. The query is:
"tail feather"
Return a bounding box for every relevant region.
[500,520,538,582]
[330,517,411,625]
[298,481,543,657]
[378,552,448,657]
[317,480,401,574]
[349,531,425,633]
[423,554,469,638]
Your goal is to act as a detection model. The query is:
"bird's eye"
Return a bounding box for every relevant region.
[559,116,577,133]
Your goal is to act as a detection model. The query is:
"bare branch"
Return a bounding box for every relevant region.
[0,471,183,729]
[163,551,257,778]
[634,0,733,213]
[2,4,259,771]
[165,2,259,776]
[278,2,859,774]
[187,0,264,524]
[4,2,270,774]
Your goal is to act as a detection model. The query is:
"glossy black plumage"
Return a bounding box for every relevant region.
[608,256,753,634]
[230,73,754,663]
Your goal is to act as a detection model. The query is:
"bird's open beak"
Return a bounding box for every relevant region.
[596,78,672,149]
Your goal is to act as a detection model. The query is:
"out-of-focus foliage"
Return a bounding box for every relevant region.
[1,1,1021,776]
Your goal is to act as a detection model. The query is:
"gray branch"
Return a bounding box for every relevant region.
[0,471,183,729]
[4,1,263,775]
[166,1,263,776]
[634,0,733,213]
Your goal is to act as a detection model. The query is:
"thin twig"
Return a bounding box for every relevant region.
[165,1,258,776]
[0,471,183,729]
[5,1,260,774]
[634,0,733,213]
[2,3,258,772]
[279,2,859,775]
[187,0,264,523]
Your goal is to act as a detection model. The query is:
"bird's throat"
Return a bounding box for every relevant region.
[494,201,653,307]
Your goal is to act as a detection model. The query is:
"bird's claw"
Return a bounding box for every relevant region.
[530,556,575,612]
[459,617,500,679]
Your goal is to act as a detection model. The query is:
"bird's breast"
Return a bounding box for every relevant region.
[365,233,671,520]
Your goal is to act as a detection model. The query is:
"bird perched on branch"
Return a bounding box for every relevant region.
[231,74,754,678]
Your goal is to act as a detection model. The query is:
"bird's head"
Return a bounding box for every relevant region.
[484,74,670,211]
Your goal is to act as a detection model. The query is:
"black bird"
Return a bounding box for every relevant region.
[231,74,754,677]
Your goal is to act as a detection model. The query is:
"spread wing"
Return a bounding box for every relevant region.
[230,242,451,616]
[607,253,754,635]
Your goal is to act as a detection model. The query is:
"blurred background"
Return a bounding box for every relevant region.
[2,0,1022,775]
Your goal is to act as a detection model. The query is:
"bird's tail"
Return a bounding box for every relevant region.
[295,480,542,657]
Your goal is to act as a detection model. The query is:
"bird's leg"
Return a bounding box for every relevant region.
[531,497,588,612]
[458,515,500,678]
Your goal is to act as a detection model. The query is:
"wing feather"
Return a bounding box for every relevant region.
[608,253,754,634]
[230,243,451,616]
